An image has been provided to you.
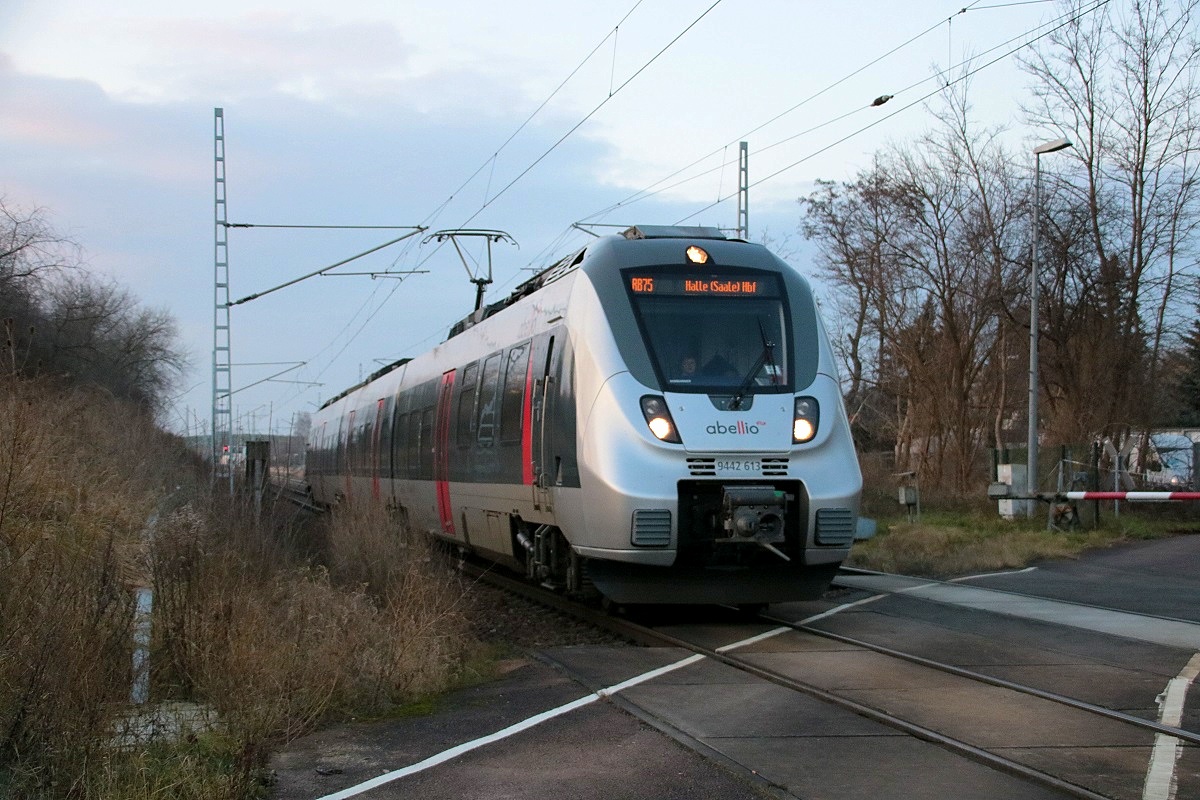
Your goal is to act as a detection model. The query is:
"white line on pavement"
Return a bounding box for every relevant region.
[1142,652,1200,800]
[315,628,787,799]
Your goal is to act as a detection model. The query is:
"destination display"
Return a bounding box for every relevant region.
[627,274,775,297]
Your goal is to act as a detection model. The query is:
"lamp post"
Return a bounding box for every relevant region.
[1027,137,1073,516]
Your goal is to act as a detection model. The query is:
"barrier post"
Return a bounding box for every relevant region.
[995,463,1028,519]
[245,440,270,519]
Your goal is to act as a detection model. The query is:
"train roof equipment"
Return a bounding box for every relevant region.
[446,225,731,340]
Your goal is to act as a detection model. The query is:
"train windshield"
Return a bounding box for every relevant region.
[625,269,790,394]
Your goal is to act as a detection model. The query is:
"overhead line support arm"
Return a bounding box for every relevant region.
[228,227,427,306]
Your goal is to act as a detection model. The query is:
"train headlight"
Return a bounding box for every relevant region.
[640,396,681,444]
[792,396,819,443]
[686,245,709,264]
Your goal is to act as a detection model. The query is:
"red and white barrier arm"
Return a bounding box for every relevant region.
[1062,491,1200,502]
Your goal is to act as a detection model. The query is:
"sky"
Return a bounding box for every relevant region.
[0,0,1078,440]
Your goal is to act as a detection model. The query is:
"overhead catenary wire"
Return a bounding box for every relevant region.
[672,0,1110,227]
[411,0,650,235]
[269,1,690,414]
[295,0,986,390]
[402,0,1084,359]
[562,0,1103,231]
[581,0,1099,229]
[392,0,1090,317]
[447,0,726,233]
[261,2,663,415]
[577,2,984,226]
[227,228,425,306]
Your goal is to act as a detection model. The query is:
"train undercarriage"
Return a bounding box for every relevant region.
[510,479,840,607]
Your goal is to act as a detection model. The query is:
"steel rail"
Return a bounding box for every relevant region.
[464,564,1113,800]
[765,611,1200,747]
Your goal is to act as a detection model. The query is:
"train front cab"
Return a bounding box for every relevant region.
[570,230,862,605]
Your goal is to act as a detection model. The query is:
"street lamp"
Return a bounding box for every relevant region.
[1027,137,1073,516]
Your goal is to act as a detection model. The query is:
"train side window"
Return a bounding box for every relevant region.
[361,412,373,477]
[477,353,501,446]
[500,342,530,444]
[418,408,433,478]
[396,417,410,479]
[456,362,478,447]
[373,398,388,478]
[342,410,356,475]
[406,412,421,477]
[355,412,370,476]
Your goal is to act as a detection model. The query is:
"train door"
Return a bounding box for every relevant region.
[342,409,355,504]
[532,335,555,512]
[370,398,385,502]
[434,370,456,535]
[313,420,327,501]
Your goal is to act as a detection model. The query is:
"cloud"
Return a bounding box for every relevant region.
[10,8,538,117]
[124,12,415,102]
[0,61,120,150]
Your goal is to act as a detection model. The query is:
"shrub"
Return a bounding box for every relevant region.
[0,375,476,798]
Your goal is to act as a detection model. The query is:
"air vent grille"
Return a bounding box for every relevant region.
[815,508,854,547]
[631,509,672,547]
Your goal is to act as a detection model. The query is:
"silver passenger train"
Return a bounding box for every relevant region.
[305,225,862,605]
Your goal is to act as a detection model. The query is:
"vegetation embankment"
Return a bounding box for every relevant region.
[0,377,480,799]
[848,463,1199,578]
[847,509,1194,578]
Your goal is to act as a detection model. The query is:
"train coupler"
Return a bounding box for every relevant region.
[716,485,792,562]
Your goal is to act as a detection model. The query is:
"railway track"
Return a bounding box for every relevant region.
[466,561,1198,800]
[271,477,324,512]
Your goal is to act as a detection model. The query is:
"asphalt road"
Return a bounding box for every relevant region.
[965,531,1200,621]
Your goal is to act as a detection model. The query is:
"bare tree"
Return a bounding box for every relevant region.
[802,98,1028,491]
[43,274,187,413]
[799,2,1200,496]
[1022,0,1200,439]
[0,199,80,371]
[1,199,187,415]
[800,164,910,451]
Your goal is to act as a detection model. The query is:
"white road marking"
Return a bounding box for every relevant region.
[798,593,887,624]
[1143,652,1200,800]
[716,626,790,652]
[315,628,783,799]
[949,566,1038,582]
[836,573,1200,650]
[798,566,1040,626]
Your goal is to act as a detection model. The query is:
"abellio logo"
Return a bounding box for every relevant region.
[706,420,766,435]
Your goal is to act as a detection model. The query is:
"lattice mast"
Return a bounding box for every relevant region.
[212,108,233,491]
[737,141,749,240]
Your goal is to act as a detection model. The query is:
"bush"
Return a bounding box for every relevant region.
[0,376,476,799]
[0,378,173,794]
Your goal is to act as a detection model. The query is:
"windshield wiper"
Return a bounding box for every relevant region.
[729,319,776,410]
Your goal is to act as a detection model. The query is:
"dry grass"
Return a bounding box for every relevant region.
[0,378,171,795]
[847,510,1187,577]
[0,376,477,799]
